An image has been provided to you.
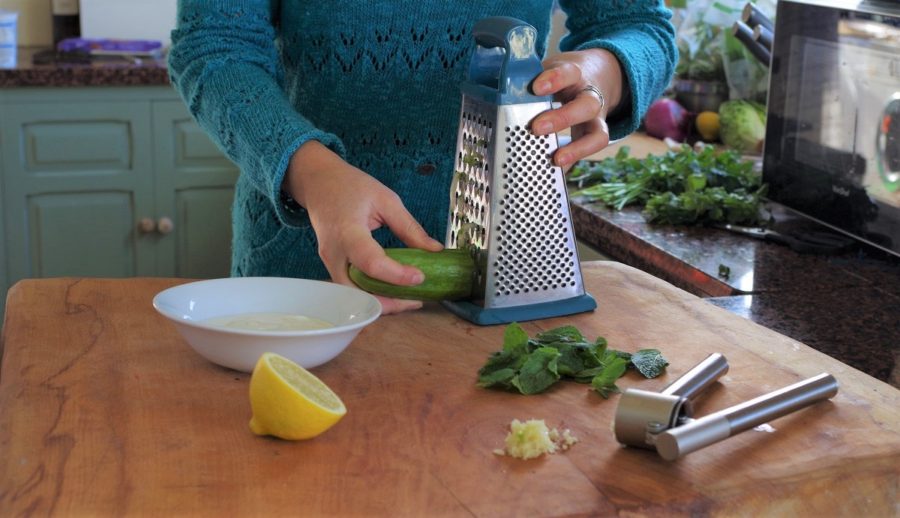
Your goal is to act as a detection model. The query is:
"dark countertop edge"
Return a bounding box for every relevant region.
[571,202,736,298]
[0,68,171,88]
[0,47,171,88]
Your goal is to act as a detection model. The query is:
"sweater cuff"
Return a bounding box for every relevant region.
[271,130,346,229]
[575,38,656,141]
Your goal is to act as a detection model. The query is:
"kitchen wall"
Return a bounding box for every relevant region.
[0,0,51,47]
[0,0,177,47]
[80,0,176,46]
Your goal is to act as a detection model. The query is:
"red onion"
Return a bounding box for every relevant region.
[643,98,690,142]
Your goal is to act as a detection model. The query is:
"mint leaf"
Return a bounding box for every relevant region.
[502,322,530,356]
[609,349,631,363]
[476,323,666,397]
[476,367,517,389]
[554,343,586,377]
[535,325,585,344]
[554,342,604,377]
[477,349,526,389]
[591,356,628,398]
[511,347,561,395]
[630,349,668,378]
[477,331,530,389]
[571,365,605,384]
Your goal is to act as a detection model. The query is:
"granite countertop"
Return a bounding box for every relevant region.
[0,47,169,87]
[574,134,900,389]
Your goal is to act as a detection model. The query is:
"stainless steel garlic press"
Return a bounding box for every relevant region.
[614,353,839,461]
[442,16,596,325]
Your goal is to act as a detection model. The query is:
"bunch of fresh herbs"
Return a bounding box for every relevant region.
[567,144,767,226]
[477,323,667,398]
[676,22,726,82]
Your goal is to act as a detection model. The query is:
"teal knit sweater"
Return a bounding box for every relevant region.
[168,1,676,280]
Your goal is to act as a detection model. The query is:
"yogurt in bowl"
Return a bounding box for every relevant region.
[152,277,382,372]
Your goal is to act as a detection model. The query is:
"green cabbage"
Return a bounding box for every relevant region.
[718,100,767,154]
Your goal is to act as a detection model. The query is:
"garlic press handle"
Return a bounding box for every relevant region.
[662,352,729,400]
[655,373,839,461]
[468,16,548,103]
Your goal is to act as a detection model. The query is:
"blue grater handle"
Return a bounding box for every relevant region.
[466,16,551,105]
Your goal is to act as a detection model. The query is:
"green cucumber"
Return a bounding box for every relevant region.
[349,248,475,301]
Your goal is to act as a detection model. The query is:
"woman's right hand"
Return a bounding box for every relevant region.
[283,141,444,314]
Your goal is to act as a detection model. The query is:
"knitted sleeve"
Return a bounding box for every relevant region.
[557,0,677,140]
[167,0,346,227]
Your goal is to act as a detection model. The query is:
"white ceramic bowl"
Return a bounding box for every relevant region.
[152,277,382,372]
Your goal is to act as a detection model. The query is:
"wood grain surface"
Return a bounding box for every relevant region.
[1,262,898,517]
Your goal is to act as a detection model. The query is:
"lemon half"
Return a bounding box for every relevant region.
[248,352,347,440]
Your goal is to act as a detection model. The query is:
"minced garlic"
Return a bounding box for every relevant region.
[494,419,579,460]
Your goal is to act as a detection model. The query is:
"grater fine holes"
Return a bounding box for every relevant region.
[492,120,576,299]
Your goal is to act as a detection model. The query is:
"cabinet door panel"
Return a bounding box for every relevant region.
[175,187,234,278]
[23,120,132,173]
[153,101,238,278]
[1,102,156,282]
[28,192,137,277]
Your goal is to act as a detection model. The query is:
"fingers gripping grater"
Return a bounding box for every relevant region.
[442,16,597,325]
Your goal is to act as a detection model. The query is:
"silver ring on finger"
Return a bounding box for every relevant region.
[581,84,606,112]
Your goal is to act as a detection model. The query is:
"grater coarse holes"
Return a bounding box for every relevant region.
[442,16,596,325]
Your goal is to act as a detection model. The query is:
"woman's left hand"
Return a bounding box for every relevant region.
[532,48,625,169]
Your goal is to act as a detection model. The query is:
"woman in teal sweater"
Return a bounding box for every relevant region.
[168,1,676,314]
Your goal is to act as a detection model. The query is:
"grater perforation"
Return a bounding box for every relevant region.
[496,125,576,297]
[442,16,596,325]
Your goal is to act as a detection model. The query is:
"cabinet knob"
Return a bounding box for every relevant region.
[157,217,175,235]
[138,217,156,234]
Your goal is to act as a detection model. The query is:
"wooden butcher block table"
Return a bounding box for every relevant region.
[1,262,897,516]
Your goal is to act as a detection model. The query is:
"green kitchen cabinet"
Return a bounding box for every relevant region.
[0,142,5,315]
[152,100,237,279]
[0,87,238,316]
[1,99,157,280]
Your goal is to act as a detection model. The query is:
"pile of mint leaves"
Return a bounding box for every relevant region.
[477,323,667,398]
[567,144,767,226]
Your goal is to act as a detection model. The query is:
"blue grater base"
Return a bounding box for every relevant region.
[441,294,597,326]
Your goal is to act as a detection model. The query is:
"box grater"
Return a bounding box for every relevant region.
[442,16,597,325]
